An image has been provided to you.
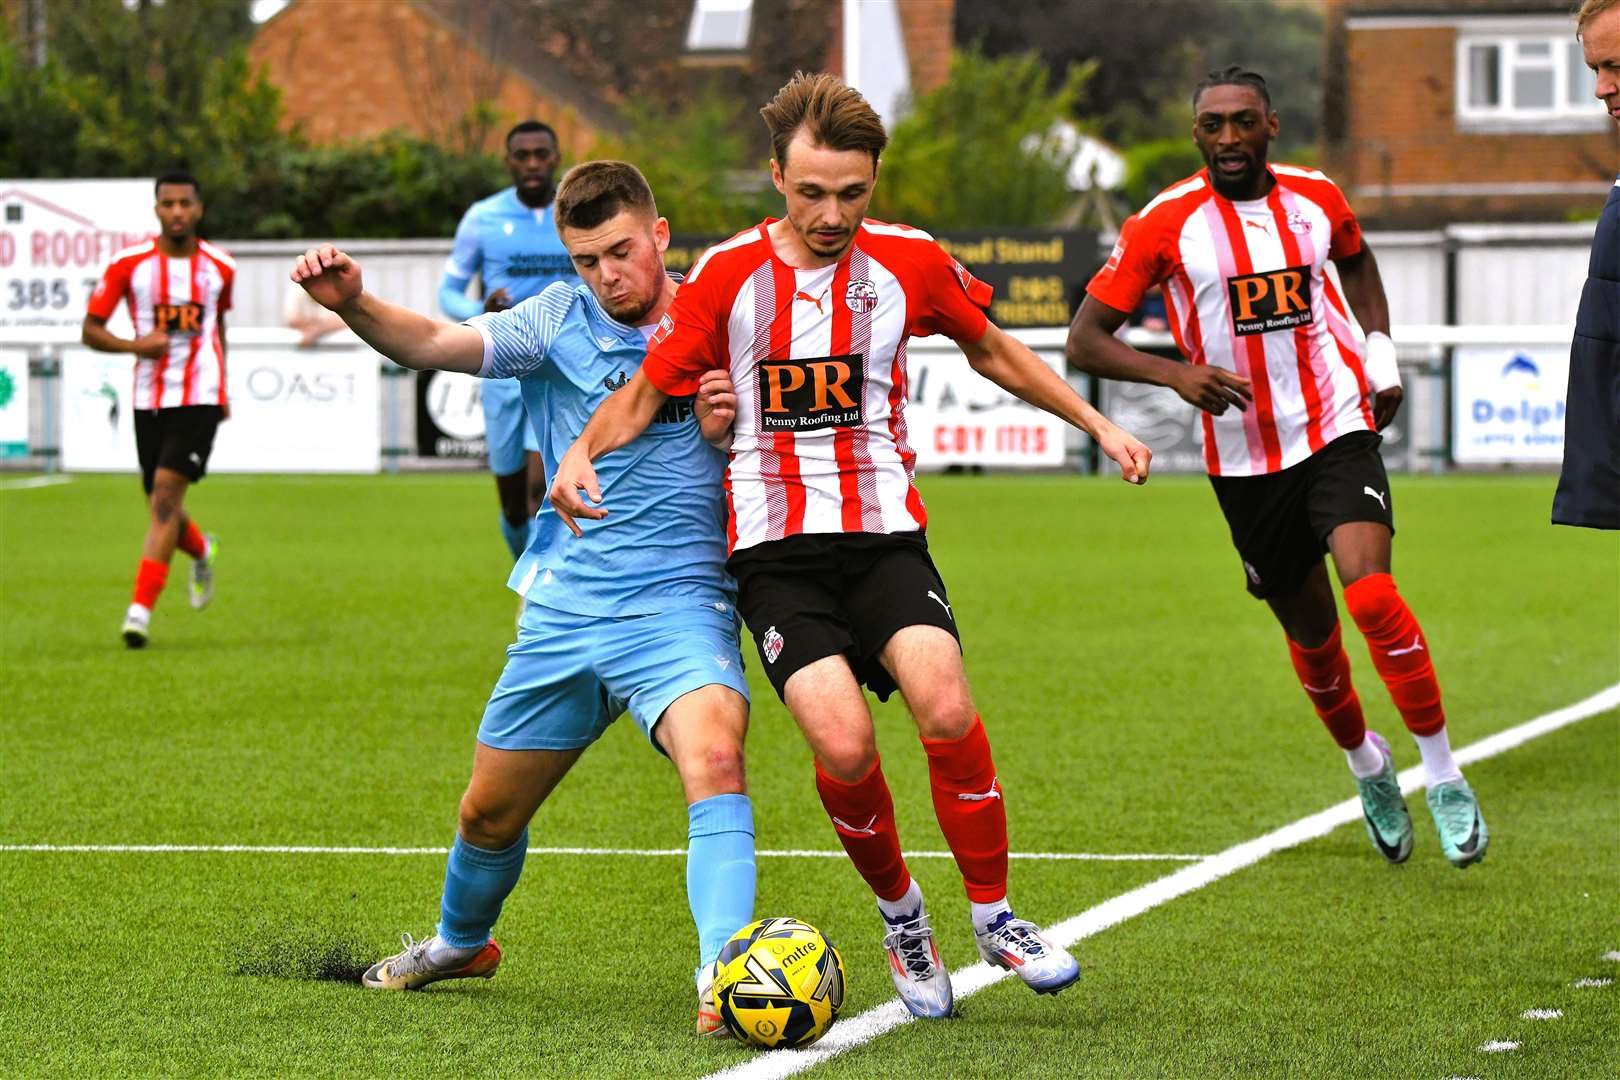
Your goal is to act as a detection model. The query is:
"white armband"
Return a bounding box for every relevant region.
[1363,332,1400,393]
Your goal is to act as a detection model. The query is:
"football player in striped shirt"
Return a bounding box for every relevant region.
[82,172,230,648]
[550,73,1153,1019]
[1067,67,1487,870]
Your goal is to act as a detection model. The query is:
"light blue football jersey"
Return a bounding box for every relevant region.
[468,283,733,617]
[439,187,578,321]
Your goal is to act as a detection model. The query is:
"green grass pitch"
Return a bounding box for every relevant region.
[2,471,1616,1079]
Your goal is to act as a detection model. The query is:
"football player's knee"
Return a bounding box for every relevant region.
[911,692,976,741]
[1343,573,1400,630]
[686,739,746,793]
[813,732,879,782]
[149,490,183,524]
[458,793,522,849]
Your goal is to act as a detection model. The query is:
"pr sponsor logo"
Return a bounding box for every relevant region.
[756,354,864,432]
[153,301,204,334]
[1225,264,1312,336]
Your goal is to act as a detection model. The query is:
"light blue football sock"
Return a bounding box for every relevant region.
[436,830,528,949]
[687,793,756,972]
[499,515,529,562]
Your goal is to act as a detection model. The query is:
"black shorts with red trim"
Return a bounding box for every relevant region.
[134,405,223,494]
[725,530,961,703]
[1209,430,1394,600]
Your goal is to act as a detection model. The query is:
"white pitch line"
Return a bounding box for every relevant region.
[0,844,1204,862]
[1479,1041,1521,1053]
[1602,950,1620,963]
[1573,977,1613,988]
[1521,1008,1562,1020]
[0,475,71,491]
[702,681,1620,1080]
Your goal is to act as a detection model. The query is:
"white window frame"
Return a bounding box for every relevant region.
[685,0,752,54]
[1454,17,1606,133]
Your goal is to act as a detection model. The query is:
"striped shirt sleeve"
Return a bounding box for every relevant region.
[469,282,575,379]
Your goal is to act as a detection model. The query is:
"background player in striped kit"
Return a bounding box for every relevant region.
[1067,67,1488,869]
[550,72,1152,1019]
[440,121,579,565]
[82,171,230,648]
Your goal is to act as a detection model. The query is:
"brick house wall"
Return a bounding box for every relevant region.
[253,1,952,161]
[1321,0,1618,226]
[247,1,607,158]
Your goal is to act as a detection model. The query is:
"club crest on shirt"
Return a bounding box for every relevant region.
[844,278,878,313]
[762,626,784,664]
[1286,211,1313,235]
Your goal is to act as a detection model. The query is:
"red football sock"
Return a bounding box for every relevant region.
[920,716,1008,905]
[178,520,207,559]
[132,558,169,610]
[1285,623,1368,750]
[1343,572,1446,737]
[814,758,911,903]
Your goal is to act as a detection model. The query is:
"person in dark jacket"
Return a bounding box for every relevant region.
[1554,0,1620,529]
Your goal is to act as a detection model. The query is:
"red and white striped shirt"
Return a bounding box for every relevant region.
[87,239,235,411]
[641,218,993,553]
[1087,164,1373,477]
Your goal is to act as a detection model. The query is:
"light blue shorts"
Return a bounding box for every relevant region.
[478,600,750,753]
[482,377,539,476]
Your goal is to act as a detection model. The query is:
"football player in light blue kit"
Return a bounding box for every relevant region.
[440,120,579,563]
[292,162,753,1035]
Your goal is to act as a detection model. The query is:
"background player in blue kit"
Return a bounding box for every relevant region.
[292,162,753,1035]
[440,120,580,562]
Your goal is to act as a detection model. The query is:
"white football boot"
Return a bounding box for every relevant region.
[881,907,954,1018]
[121,603,151,649]
[696,960,728,1037]
[974,912,1081,995]
[188,534,216,610]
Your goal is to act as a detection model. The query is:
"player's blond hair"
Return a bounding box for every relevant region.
[760,71,887,168]
[555,160,657,231]
[1577,0,1620,35]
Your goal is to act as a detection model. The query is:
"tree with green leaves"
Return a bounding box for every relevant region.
[586,92,777,235]
[872,48,1092,230]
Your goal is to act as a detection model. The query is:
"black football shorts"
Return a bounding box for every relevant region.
[726,530,961,703]
[134,405,224,494]
[1209,430,1395,599]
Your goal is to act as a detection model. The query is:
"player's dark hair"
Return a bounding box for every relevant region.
[506,120,558,150]
[555,160,657,231]
[1192,66,1272,113]
[761,71,887,168]
[154,171,201,198]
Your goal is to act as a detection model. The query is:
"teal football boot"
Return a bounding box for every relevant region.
[1355,732,1414,864]
[1426,779,1488,869]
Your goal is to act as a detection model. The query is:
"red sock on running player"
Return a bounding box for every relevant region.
[814,758,911,902]
[1343,572,1445,737]
[920,716,1008,904]
[178,520,208,560]
[1285,623,1367,749]
[132,558,169,610]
